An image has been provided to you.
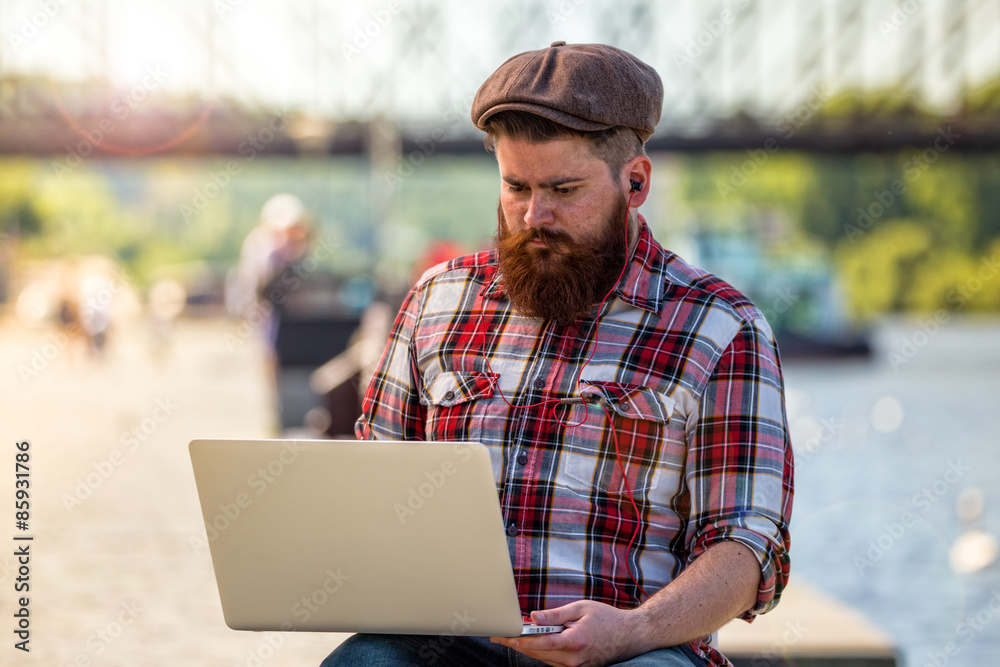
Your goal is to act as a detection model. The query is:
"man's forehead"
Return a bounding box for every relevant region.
[494,136,606,180]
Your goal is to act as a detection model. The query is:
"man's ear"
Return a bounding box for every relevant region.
[622,155,652,207]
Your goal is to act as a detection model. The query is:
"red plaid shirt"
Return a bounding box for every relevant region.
[357,223,793,666]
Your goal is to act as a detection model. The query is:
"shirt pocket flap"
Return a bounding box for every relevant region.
[579,381,675,424]
[422,371,497,407]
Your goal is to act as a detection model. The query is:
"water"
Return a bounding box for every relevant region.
[784,317,1000,666]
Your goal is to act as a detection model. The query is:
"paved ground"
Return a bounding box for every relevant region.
[0,316,349,666]
[0,314,900,666]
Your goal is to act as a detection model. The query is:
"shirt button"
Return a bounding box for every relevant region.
[533,378,546,389]
[516,452,528,465]
[444,391,455,401]
[506,522,518,537]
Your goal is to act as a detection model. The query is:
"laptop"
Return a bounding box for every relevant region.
[189,438,563,637]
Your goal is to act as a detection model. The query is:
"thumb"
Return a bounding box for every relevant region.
[532,602,581,626]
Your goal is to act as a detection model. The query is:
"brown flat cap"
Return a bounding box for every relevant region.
[472,41,663,143]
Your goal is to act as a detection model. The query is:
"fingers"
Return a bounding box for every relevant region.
[519,631,574,652]
[496,601,621,666]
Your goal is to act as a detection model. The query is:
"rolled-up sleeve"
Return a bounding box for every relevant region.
[685,317,793,619]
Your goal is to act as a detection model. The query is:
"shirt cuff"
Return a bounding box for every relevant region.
[354,415,372,440]
[690,522,790,620]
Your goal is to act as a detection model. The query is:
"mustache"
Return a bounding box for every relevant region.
[504,225,576,255]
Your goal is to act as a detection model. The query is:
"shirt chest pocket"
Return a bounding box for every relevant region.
[420,370,499,443]
[558,381,680,504]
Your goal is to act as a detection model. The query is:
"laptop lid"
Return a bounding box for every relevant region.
[189,438,525,638]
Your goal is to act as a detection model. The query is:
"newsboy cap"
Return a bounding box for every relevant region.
[472,41,663,143]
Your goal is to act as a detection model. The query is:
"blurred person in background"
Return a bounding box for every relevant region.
[226,193,314,406]
[323,42,794,667]
[407,238,467,288]
[146,278,187,361]
[45,256,125,363]
[227,193,313,332]
[54,264,88,363]
[78,273,113,359]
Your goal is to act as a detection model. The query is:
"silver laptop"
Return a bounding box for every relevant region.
[189,438,562,637]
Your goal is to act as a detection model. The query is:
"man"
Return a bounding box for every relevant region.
[322,42,793,667]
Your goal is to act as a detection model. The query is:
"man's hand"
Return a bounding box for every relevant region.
[490,600,650,667]
[490,542,762,666]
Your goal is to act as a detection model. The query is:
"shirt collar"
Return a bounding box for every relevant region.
[482,221,667,315]
[614,221,667,314]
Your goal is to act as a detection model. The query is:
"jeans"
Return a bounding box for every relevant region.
[319,633,705,666]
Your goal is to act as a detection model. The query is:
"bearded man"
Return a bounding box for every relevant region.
[322,42,793,667]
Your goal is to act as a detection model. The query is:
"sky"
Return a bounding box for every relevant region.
[2,0,1000,126]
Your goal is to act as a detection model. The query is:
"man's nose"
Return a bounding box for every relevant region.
[523,193,555,227]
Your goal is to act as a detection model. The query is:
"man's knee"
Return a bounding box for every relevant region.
[320,632,499,666]
[319,633,421,666]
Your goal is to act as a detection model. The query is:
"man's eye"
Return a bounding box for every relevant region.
[507,185,525,193]
[554,187,575,195]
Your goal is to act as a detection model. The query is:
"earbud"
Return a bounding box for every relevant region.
[629,180,642,193]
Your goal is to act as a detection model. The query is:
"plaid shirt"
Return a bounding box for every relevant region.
[357,223,793,666]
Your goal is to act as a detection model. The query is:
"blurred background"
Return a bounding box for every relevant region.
[1,0,999,665]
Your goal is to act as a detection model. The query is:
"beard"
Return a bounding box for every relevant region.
[495,193,630,326]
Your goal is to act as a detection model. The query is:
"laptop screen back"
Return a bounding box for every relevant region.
[189,438,524,637]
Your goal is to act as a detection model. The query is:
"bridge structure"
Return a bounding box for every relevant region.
[1,0,999,156]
